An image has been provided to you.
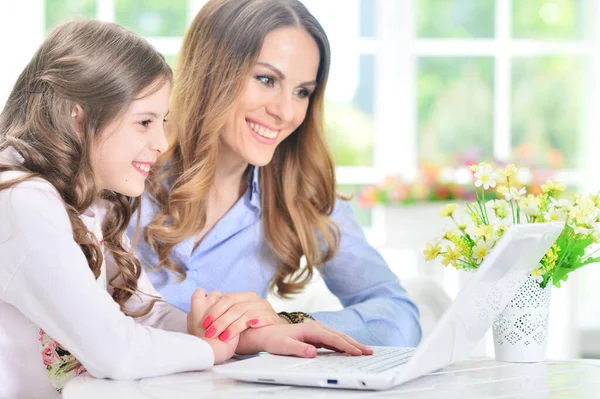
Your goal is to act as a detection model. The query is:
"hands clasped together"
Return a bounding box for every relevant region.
[186,289,373,364]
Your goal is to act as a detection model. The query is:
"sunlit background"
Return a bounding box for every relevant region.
[1,0,600,359]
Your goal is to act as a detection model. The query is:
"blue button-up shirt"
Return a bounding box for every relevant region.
[130,167,422,346]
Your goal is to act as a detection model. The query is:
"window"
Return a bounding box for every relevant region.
[45,0,96,30]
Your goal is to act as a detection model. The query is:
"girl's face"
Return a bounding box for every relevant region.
[220,27,320,168]
[91,80,170,197]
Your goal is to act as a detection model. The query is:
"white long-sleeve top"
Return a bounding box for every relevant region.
[0,149,214,399]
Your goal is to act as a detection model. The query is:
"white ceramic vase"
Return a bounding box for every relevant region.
[492,276,552,362]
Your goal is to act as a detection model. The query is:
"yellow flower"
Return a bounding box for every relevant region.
[531,265,544,277]
[541,244,559,271]
[498,164,518,179]
[473,224,495,241]
[440,203,458,218]
[456,239,471,256]
[497,185,508,196]
[441,245,462,268]
[541,180,567,193]
[423,242,442,261]
[443,230,458,242]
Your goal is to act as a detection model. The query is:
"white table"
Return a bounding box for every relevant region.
[63,358,600,398]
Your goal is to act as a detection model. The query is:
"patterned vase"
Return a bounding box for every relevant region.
[492,276,552,362]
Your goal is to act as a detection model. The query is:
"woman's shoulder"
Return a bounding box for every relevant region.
[136,191,162,224]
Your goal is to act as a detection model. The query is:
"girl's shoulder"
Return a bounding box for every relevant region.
[0,171,72,241]
[0,170,64,208]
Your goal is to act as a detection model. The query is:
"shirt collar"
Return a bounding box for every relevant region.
[247,164,261,210]
[0,146,25,165]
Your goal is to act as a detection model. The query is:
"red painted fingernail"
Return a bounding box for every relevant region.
[248,319,259,326]
[202,316,214,329]
[205,327,216,338]
[218,330,231,342]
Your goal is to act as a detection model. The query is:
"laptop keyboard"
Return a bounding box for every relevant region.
[287,347,415,374]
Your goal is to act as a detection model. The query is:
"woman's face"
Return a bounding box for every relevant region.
[220,26,320,168]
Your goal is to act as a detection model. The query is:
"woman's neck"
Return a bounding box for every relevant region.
[193,153,250,247]
[212,153,250,202]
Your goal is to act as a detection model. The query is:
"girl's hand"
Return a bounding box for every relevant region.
[235,322,374,358]
[187,289,239,364]
[200,291,285,343]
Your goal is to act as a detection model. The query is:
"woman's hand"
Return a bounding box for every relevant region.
[200,291,285,342]
[187,289,239,364]
[235,321,374,358]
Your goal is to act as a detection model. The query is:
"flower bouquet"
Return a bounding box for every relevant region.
[423,162,600,362]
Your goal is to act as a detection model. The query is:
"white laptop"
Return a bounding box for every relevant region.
[215,222,564,391]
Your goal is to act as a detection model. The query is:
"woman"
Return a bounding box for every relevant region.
[134,0,421,347]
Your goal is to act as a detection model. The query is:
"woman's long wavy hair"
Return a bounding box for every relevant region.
[145,0,340,297]
[0,20,172,314]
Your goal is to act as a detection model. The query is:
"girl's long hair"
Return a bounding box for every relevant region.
[145,0,340,297]
[0,20,172,314]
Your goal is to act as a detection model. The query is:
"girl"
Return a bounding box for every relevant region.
[135,0,422,347]
[0,19,368,399]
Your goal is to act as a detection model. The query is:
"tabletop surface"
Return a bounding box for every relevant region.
[63,358,600,399]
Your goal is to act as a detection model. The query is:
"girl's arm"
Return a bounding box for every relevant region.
[0,179,215,379]
[105,235,189,334]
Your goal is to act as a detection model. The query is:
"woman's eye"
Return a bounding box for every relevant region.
[140,120,152,128]
[256,75,275,87]
[296,88,310,99]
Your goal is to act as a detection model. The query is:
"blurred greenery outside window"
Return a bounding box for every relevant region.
[418,57,494,164]
[418,0,495,38]
[115,0,187,37]
[325,53,375,167]
[45,0,96,30]
[416,0,592,171]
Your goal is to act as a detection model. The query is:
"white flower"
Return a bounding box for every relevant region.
[472,240,493,261]
[573,225,595,235]
[549,197,573,210]
[493,218,512,235]
[489,199,508,211]
[472,163,497,190]
[503,186,526,201]
[574,197,599,221]
[545,208,567,222]
[519,194,540,217]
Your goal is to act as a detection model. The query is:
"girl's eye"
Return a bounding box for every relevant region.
[140,120,152,128]
[256,75,275,87]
